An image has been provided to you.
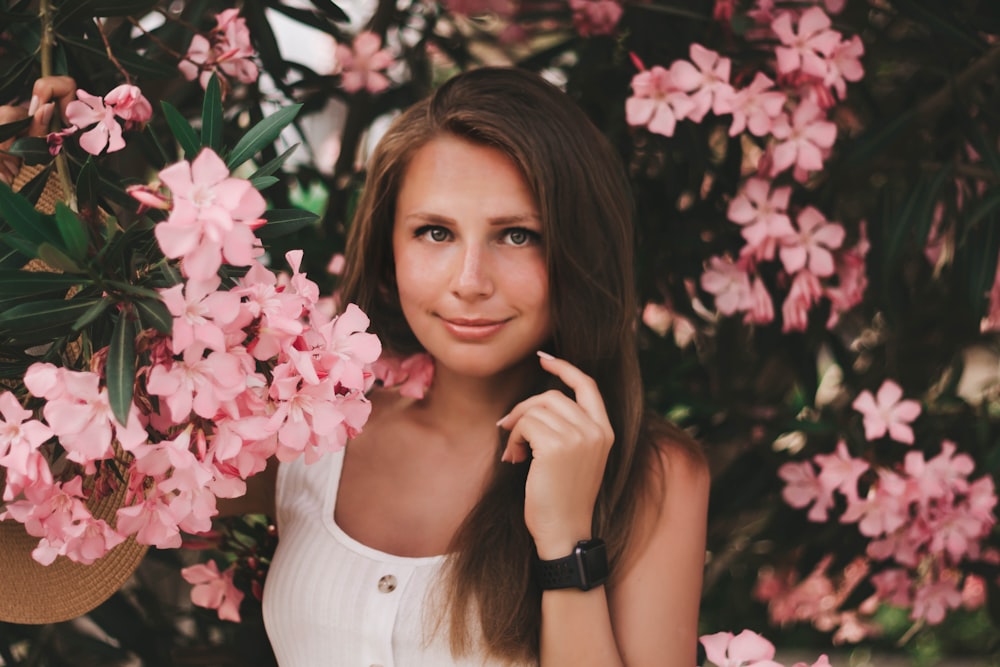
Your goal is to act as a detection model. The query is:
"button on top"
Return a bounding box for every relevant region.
[377,574,397,593]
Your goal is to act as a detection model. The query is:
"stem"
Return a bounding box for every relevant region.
[38,0,74,205]
[913,42,1000,127]
[97,19,133,85]
[127,15,186,60]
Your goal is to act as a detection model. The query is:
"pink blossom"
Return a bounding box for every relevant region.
[824,35,865,100]
[65,89,125,155]
[159,277,242,354]
[701,256,752,315]
[781,270,823,333]
[724,72,787,137]
[327,253,346,275]
[46,126,77,156]
[778,460,834,521]
[841,469,910,537]
[641,302,696,347]
[669,44,733,122]
[814,440,869,502]
[568,0,623,37]
[771,8,842,78]
[373,352,435,399]
[103,84,152,128]
[825,226,869,328]
[870,568,912,607]
[779,206,845,277]
[744,276,774,325]
[625,65,697,138]
[727,178,795,253]
[147,346,248,422]
[115,486,185,549]
[154,149,266,281]
[182,560,244,622]
[911,573,963,625]
[0,391,53,480]
[852,380,921,444]
[700,630,783,667]
[179,9,258,89]
[770,100,837,176]
[336,32,394,95]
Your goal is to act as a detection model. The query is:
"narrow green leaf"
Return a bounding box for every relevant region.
[103,280,161,299]
[7,136,52,166]
[161,101,200,158]
[0,269,88,296]
[0,116,31,142]
[0,232,38,259]
[159,262,183,286]
[17,164,54,206]
[0,247,29,268]
[135,297,173,334]
[37,243,83,273]
[73,297,112,331]
[250,175,280,190]
[54,203,89,261]
[0,298,101,334]
[0,181,59,246]
[76,158,101,214]
[226,105,303,170]
[249,144,299,179]
[255,208,320,239]
[968,192,1000,229]
[202,74,224,152]
[107,308,136,427]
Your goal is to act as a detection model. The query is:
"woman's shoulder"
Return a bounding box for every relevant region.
[641,415,710,496]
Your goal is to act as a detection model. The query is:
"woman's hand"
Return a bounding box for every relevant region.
[498,352,614,560]
[0,76,76,185]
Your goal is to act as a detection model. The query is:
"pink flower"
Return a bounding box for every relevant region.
[181,560,244,622]
[641,302,696,347]
[771,7,842,78]
[814,440,869,502]
[154,149,266,281]
[159,277,242,354]
[0,391,53,479]
[779,460,835,521]
[724,72,787,137]
[841,469,910,537]
[701,256,752,315]
[179,9,258,89]
[779,206,845,277]
[65,89,125,155]
[373,352,435,399]
[669,44,733,122]
[700,630,783,667]
[568,0,623,37]
[625,65,697,138]
[336,32,394,94]
[727,178,795,253]
[104,84,152,128]
[911,573,962,625]
[824,35,865,100]
[770,100,837,176]
[825,226,869,329]
[852,380,921,444]
[780,270,823,333]
[744,276,774,325]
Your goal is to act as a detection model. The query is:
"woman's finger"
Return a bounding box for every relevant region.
[502,411,563,464]
[535,352,609,425]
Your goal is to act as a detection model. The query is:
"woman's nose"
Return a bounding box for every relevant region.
[450,243,494,299]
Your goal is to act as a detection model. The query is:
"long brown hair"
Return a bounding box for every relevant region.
[339,67,695,664]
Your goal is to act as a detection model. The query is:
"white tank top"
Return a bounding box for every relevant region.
[262,448,531,667]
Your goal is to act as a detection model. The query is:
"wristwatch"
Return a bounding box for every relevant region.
[533,538,609,591]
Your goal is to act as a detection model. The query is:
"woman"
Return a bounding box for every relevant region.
[258,67,710,666]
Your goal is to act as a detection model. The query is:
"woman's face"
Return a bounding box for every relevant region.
[391,134,551,380]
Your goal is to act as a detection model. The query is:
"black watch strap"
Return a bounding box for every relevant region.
[533,538,609,591]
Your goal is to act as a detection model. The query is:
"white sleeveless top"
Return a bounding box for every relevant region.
[262,448,529,667]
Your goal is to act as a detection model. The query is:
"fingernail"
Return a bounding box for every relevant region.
[536,350,555,360]
[28,95,39,116]
[500,449,511,463]
[38,102,54,127]
[496,413,509,427]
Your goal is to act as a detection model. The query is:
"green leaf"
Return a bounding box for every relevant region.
[73,297,112,331]
[54,202,89,261]
[0,232,38,259]
[37,242,84,273]
[17,164,54,206]
[0,246,29,269]
[255,208,320,239]
[161,101,200,159]
[76,158,102,214]
[249,144,299,179]
[7,136,52,166]
[0,180,59,247]
[135,297,172,334]
[0,298,102,335]
[226,104,303,171]
[107,308,136,427]
[250,175,280,190]
[0,269,88,296]
[202,74,224,152]
[0,116,31,142]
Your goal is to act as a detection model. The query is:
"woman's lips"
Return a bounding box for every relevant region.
[440,317,510,340]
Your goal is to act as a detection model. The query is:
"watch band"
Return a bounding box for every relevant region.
[533,538,609,591]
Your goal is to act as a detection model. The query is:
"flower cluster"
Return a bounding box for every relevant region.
[774,380,998,637]
[47,84,153,156]
[700,629,830,667]
[627,3,867,333]
[0,147,381,588]
[335,31,395,95]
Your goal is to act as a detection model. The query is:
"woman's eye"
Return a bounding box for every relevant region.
[416,226,450,242]
[503,228,539,246]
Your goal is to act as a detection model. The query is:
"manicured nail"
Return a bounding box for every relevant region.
[500,449,511,463]
[496,413,509,427]
[536,350,555,360]
[28,95,39,116]
[38,102,54,127]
